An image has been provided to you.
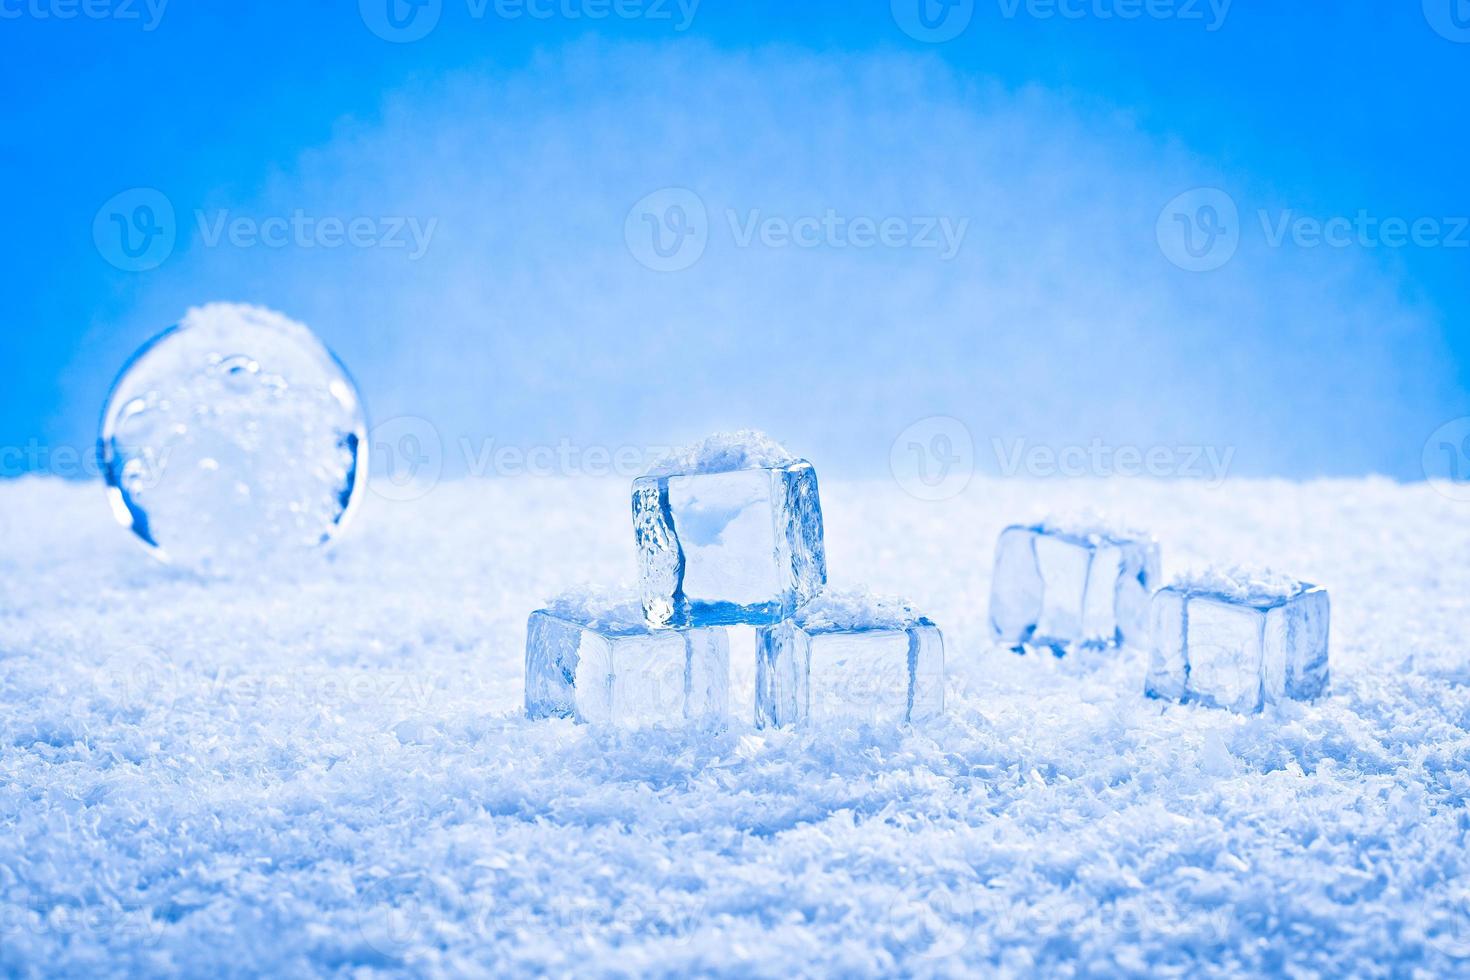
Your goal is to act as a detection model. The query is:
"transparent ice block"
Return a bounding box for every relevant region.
[633,458,826,628]
[989,521,1159,654]
[755,592,944,728]
[1145,569,1330,713]
[524,594,729,727]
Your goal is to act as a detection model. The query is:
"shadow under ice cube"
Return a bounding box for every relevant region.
[633,460,826,628]
[755,595,944,727]
[524,601,728,727]
[1145,571,1330,714]
[989,522,1160,654]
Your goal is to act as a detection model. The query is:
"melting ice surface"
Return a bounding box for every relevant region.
[524,588,729,727]
[98,303,367,574]
[633,430,827,628]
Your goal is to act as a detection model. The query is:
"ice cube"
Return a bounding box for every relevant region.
[988,519,1160,654]
[755,591,944,727]
[1144,568,1330,713]
[633,431,826,628]
[524,591,729,727]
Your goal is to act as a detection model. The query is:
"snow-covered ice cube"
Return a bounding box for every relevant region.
[633,431,826,628]
[1145,568,1330,713]
[755,591,944,727]
[988,519,1160,654]
[524,591,729,727]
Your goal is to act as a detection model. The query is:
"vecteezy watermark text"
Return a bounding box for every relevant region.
[891,0,1230,42]
[369,418,677,501]
[992,437,1234,485]
[1258,210,1470,250]
[0,0,168,29]
[358,0,699,43]
[1157,187,1470,271]
[889,417,1234,500]
[996,0,1231,30]
[195,210,437,258]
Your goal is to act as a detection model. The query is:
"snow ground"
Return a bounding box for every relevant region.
[2,474,1469,977]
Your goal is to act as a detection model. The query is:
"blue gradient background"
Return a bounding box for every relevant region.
[2,0,1466,479]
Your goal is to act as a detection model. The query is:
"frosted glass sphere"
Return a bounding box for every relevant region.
[99,303,368,573]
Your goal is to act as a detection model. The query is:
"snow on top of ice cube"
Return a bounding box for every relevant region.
[644,430,797,477]
[792,588,929,632]
[1038,511,1150,544]
[1172,566,1311,605]
[541,586,650,633]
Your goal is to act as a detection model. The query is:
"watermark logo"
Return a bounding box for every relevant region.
[891,416,975,501]
[93,189,438,270]
[626,188,969,271]
[357,871,450,957]
[1424,0,1470,42]
[1157,187,1239,272]
[94,188,176,272]
[1424,417,1470,502]
[361,424,679,500]
[891,0,974,42]
[369,415,445,502]
[0,0,169,29]
[360,0,442,42]
[626,188,709,272]
[1421,895,1470,958]
[1160,188,1468,270]
[92,644,181,713]
[886,874,980,959]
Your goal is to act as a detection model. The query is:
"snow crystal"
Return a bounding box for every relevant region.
[790,588,927,632]
[2,474,1468,975]
[1171,566,1310,606]
[643,429,798,477]
[540,585,648,634]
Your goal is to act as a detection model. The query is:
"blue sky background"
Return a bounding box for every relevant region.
[2,0,1466,480]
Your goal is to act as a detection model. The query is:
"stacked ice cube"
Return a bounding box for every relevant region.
[525,431,946,728]
[756,591,945,728]
[524,590,729,727]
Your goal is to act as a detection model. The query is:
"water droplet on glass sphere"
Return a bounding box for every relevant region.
[99,302,368,574]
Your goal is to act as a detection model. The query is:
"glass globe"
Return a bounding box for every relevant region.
[99,303,368,574]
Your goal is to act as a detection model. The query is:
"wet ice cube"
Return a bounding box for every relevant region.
[1145,569,1330,713]
[988,521,1160,653]
[524,595,728,727]
[633,436,826,628]
[755,592,944,727]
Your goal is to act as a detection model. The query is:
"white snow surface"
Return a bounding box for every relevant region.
[1170,566,1311,605]
[3,474,1470,977]
[643,430,796,477]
